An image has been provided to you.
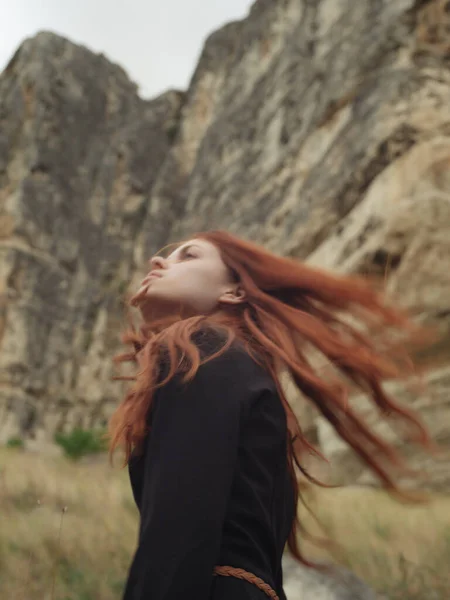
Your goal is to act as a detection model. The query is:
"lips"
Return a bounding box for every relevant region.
[141,271,163,286]
[131,276,158,306]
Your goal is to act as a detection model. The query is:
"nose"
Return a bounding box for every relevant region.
[148,255,167,270]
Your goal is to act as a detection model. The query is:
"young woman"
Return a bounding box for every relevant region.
[108,230,435,600]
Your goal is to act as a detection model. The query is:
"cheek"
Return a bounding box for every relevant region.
[183,270,217,294]
[177,269,224,302]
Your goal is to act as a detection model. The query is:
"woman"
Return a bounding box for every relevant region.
[108,230,435,600]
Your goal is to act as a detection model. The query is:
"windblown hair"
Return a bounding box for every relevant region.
[108,229,437,568]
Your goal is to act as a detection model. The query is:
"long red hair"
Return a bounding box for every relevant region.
[108,229,438,568]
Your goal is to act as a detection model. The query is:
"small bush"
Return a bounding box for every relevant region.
[6,437,24,449]
[54,428,108,461]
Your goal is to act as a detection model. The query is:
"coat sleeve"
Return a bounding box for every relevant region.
[122,346,262,600]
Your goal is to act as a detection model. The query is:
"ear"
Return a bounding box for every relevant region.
[219,285,246,305]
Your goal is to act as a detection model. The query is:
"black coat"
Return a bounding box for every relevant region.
[122,330,295,600]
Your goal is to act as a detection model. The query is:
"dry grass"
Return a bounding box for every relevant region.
[0,448,137,600]
[1,447,449,599]
[298,485,450,598]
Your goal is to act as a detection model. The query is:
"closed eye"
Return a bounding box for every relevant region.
[180,244,198,258]
[180,245,198,260]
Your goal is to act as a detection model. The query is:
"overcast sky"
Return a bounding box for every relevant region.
[1,0,253,98]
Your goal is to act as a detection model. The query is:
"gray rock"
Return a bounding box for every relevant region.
[282,553,378,600]
[317,366,450,491]
[0,32,184,442]
[0,1,449,494]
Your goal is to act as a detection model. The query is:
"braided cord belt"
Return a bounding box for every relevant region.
[213,565,279,600]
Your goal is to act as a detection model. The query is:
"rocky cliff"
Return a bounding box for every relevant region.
[0,0,449,488]
[0,33,184,443]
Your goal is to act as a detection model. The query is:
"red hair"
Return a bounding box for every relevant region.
[108,229,438,568]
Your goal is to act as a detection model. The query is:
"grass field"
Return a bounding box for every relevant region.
[297,485,450,599]
[1,447,449,599]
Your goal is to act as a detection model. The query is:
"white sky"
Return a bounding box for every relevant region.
[1,0,253,98]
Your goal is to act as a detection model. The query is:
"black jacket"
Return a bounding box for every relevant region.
[123,330,295,600]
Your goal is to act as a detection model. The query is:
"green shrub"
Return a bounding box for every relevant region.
[54,427,108,461]
[6,437,24,449]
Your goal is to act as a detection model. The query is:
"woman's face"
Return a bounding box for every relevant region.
[131,238,244,321]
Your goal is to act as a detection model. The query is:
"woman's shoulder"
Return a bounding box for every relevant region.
[192,324,251,359]
[155,323,275,392]
[192,325,274,385]
[148,325,278,428]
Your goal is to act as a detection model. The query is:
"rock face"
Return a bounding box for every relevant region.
[316,365,450,491]
[0,33,184,443]
[0,0,449,491]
